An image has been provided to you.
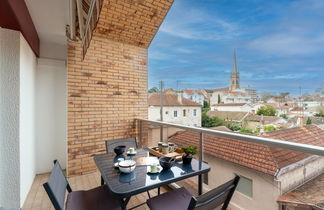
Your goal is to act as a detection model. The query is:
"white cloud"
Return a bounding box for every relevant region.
[158,0,240,41]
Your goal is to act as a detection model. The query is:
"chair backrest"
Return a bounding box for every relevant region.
[43,160,72,210]
[105,137,137,154]
[188,175,240,210]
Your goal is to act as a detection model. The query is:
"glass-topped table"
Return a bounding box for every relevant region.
[94,149,210,210]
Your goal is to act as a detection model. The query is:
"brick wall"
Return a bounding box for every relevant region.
[67,0,173,176]
[67,37,148,176]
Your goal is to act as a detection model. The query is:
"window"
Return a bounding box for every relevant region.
[183,109,186,117]
[174,110,177,117]
[193,109,197,116]
[236,175,253,198]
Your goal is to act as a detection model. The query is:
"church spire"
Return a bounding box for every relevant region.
[233,49,237,73]
[229,49,240,90]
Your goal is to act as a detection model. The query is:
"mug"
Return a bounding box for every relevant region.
[168,142,175,152]
[150,163,158,173]
[158,142,163,152]
[129,147,135,153]
[161,143,169,154]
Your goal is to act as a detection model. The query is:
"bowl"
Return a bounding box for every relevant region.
[118,160,136,173]
[114,145,126,156]
[159,157,175,171]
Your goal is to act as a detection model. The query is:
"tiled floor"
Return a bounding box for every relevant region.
[22,171,170,210]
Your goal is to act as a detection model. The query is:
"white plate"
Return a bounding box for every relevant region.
[127,151,137,155]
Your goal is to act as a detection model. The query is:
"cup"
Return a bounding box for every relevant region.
[168,142,175,152]
[158,142,163,152]
[129,147,135,153]
[117,158,124,163]
[150,163,158,173]
[161,143,169,154]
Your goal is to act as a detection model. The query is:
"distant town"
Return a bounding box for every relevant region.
[148,51,324,133]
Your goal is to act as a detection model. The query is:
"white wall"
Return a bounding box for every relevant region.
[0,28,21,209]
[148,106,201,127]
[19,34,37,205]
[35,58,67,173]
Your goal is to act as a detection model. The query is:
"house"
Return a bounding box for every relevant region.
[207,110,249,125]
[288,116,324,126]
[211,103,261,112]
[170,125,324,210]
[148,93,202,127]
[180,89,205,106]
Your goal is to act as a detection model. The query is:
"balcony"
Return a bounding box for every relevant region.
[1,0,324,210]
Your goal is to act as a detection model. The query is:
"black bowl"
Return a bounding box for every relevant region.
[114,145,126,156]
[159,157,175,171]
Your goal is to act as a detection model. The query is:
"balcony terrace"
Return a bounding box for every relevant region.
[1,0,324,210]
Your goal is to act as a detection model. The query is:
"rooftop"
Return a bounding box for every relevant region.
[170,125,324,175]
[278,173,324,209]
[212,103,247,107]
[148,93,201,107]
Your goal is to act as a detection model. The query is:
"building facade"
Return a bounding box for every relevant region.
[148,93,202,127]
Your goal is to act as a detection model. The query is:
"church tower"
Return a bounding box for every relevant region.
[229,49,240,90]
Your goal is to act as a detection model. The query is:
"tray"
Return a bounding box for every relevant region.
[148,147,184,160]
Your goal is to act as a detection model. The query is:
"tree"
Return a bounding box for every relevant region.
[217,94,221,104]
[148,87,159,93]
[228,124,240,131]
[202,100,210,113]
[264,125,276,132]
[279,114,287,119]
[202,112,224,127]
[256,106,276,116]
[239,128,253,134]
[279,92,289,98]
[314,111,324,117]
[306,117,312,125]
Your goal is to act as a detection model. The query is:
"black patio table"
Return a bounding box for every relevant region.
[94,149,210,210]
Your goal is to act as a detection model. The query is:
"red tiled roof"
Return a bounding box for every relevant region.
[148,93,201,107]
[170,126,324,175]
[278,173,324,209]
[212,103,246,107]
[291,107,304,111]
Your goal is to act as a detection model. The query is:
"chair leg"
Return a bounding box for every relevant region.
[101,176,104,185]
[158,187,160,195]
[147,190,151,199]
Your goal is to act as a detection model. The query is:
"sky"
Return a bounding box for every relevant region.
[148,0,324,96]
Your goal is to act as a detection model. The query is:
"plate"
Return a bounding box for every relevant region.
[127,151,137,155]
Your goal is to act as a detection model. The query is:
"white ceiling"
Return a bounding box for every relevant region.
[25,0,70,60]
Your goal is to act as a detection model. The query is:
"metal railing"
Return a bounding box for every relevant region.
[137,119,324,194]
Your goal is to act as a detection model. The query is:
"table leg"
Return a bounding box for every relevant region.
[198,174,203,195]
[120,197,131,210]
[158,187,160,195]
[101,176,104,185]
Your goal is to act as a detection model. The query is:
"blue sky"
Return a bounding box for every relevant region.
[148,0,324,96]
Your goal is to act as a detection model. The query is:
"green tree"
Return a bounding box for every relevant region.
[202,112,224,127]
[217,94,221,104]
[264,125,276,132]
[228,124,241,131]
[306,118,312,125]
[239,128,254,134]
[148,87,159,93]
[202,100,210,113]
[279,114,287,119]
[314,111,324,117]
[256,106,276,116]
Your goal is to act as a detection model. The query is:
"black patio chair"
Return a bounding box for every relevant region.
[43,160,121,210]
[105,137,138,154]
[147,175,240,210]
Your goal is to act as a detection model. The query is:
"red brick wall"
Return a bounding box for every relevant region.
[67,36,148,176]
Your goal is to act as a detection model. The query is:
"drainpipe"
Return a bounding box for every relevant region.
[160,81,164,142]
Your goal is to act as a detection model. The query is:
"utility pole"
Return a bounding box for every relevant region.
[159,81,164,142]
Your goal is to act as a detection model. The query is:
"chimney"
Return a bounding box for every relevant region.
[177,92,182,104]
